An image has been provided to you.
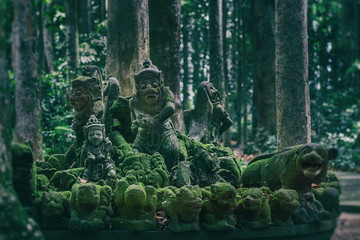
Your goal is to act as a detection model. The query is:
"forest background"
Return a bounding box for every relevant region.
[1,0,359,172]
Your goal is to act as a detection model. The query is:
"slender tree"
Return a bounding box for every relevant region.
[12,0,43,161]
[42,1,55,72]
[149,0,183,131]
[209,0,225,100]
[106,0,149,97]
[253,0,276,136]
[65,0,79,82]
[275,0,311,149]
[222,0,231,146]
[1,9,44,238]
[181,3,191,111]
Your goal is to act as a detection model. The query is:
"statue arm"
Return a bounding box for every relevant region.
[219,112,233,136]
[153,100,175,124]
[129,98,139,134]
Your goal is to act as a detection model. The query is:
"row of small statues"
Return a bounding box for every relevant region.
[34,59,341,232]
[34,180,340,232]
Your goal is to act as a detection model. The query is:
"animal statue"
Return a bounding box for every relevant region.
[241,143,338,194]
[33,191,71,230]
[236,188,271,229]
[200,182,237,231]
[162,185,203,232]
[69,183,110,231]
[112,180,158,231]
[269,188,299,226]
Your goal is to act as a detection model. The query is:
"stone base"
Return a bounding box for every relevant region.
[42,219,337,240]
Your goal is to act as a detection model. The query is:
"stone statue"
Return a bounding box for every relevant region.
[80,115,116,185]
[236,188,271,229]
[184,81,233,145]
[129,59,180,170]
[200,182,237,231]
[112,180,158,231]
[33,191,71,230]
[269,189,299,226]
[69,183,110,231]
[241,143,338,194]
[162,185,203,232]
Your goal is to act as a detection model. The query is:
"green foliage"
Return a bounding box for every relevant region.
[41,72,74,158]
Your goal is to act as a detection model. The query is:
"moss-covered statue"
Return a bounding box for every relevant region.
[112,180,158,231]
[33,191,71,230]
[269,189,299,226]
[129,59,180,170]
[118,152,170,188]
[67,66,105,166]
[69,183,110,231]
[162,186,203,232]
[236,188,271,229]
[200,182,237,231]
[79,114,116,185]
[241,143,338,194]
[184,81,233,145]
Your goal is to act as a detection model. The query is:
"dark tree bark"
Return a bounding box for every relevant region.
[181,6,190,111]
[12,0,43,161]
[79,0,93,34]
[42,1,55,72]
[222,0,231,146]
[275,0,311,149]
[233,0,242,146]
[65,0,79,82]
[241,3,248,145]
[106,0,149,97]
[2,1,44,239]
[149,0,183,131]
[209,0,225,100]
[253,0,276,135]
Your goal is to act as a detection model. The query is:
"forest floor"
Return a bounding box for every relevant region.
[330,171,360,240]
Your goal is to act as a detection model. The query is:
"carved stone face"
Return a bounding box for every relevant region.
[88,129,103,146]
[138,77,161,104]
[240,188,263,212]
[70,86,91,111]
[41,192,65,218]
[177,188,203,221]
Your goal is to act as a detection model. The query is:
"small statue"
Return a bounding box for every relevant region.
[69,183,109,231]
[129,59,180,170]
[184,81,233,145]
[236,188,271,229]
[200,182,237,231]
[162,186,203,232]
[80,115,116,185]
[269,189,299,226]
[33,191,71,230]
[112,180,158,231]
[313,186,340,218]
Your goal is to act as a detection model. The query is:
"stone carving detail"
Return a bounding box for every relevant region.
[80,115,116,185]
[129,59,180,170]
[162,185,203,232]
[269,188,299,226]
[184,81,233,145]
[236,188,271,229]
[200,182,237,231]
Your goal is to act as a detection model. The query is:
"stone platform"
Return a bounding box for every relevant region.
[43,219,337,240]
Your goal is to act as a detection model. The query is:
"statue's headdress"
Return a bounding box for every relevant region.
[84,114,104,133]
[134,59,162,86]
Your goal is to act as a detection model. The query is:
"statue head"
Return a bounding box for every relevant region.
[84,115,105,146]
[134,59,164,104]
[197,81,221,105]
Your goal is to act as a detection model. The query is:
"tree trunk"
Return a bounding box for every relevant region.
[12,0,43,161]
[234,0,242,146]
[241,3,248,146]
[42,1,55,72]
[181,6,190,111]
[253,0,276,136]
[275,0,311,149]
[1,12,44,238]
[149,0,183,131]
[65,0,79,82]
[79,0,93,34]
[222,0,231,146]
[106,0,149,97]
[209,0,225,100]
